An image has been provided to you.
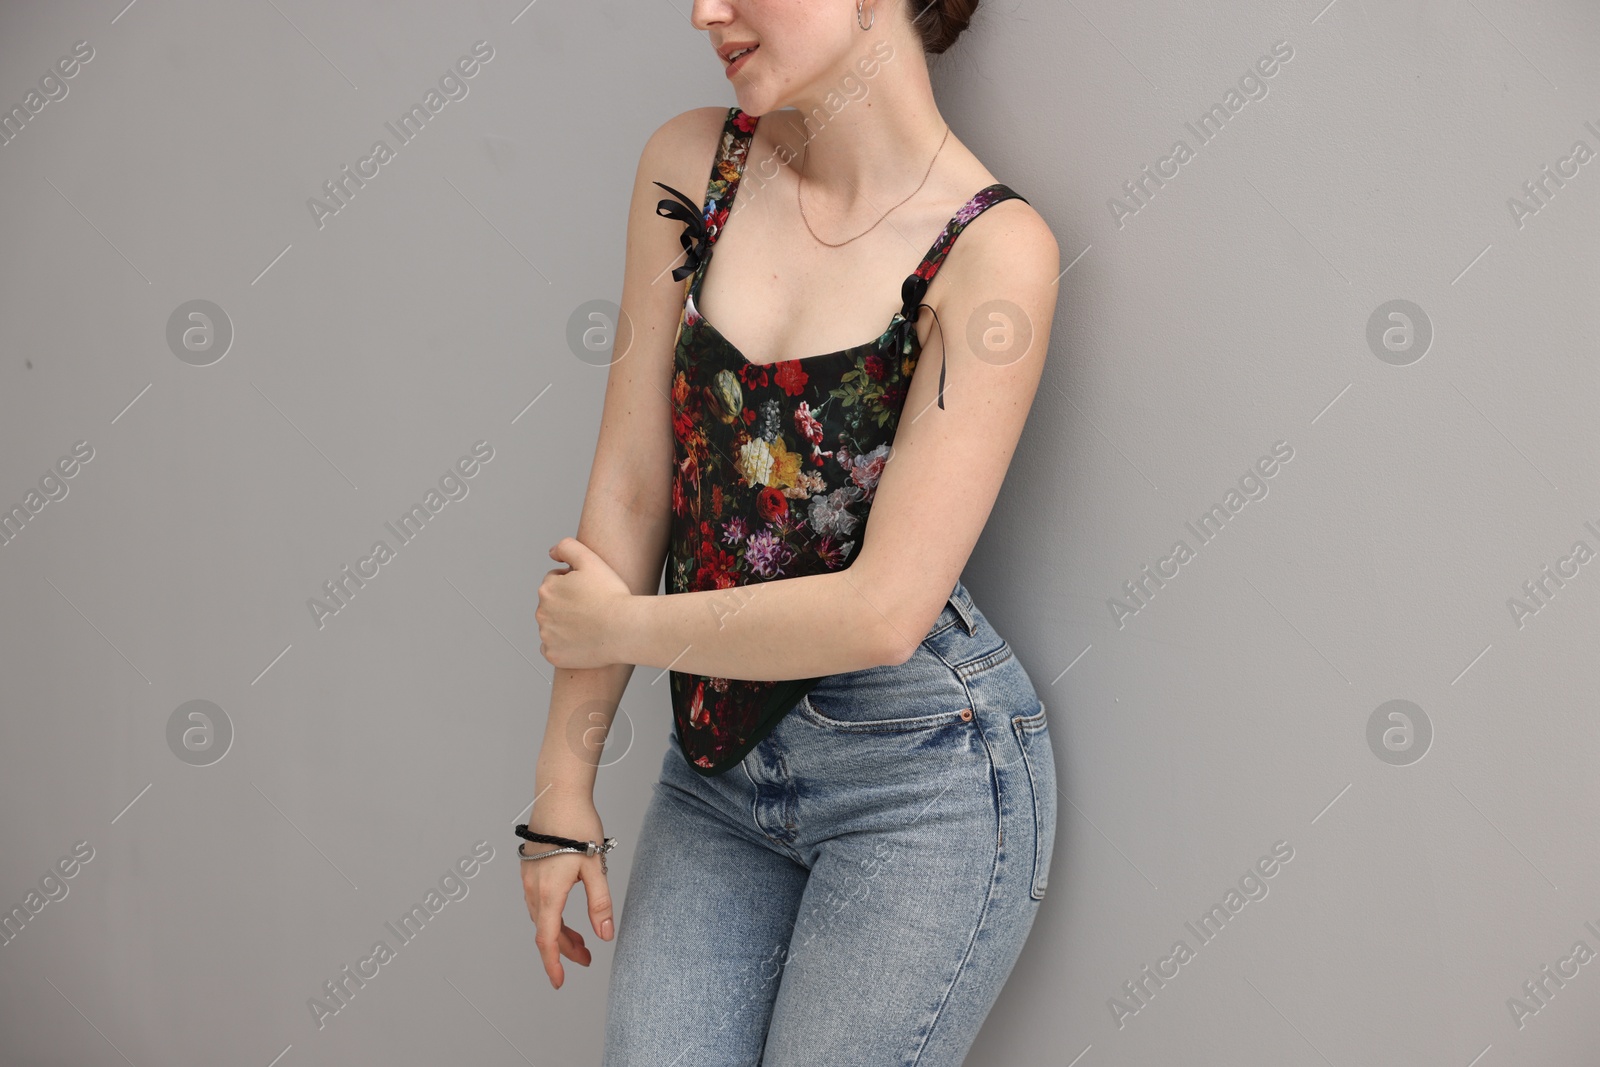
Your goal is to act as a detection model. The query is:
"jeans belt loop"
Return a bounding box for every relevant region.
[948,590,977,636]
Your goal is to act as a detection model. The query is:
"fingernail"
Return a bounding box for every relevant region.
[602,918,613,939]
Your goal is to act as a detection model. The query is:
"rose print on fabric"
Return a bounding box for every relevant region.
[654,105,1028,775]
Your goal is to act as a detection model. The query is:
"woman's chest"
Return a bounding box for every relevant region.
[693,208,947,366]
[674,326,917,461]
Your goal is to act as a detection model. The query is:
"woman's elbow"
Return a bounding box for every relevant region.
[855,584,930,667]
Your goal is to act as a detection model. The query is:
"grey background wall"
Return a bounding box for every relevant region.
[2,0,1596,1064]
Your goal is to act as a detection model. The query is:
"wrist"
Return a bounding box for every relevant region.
[533,754,598,801]
[616,591,653,667]
[525,783,600,845]
[531,764,601,806]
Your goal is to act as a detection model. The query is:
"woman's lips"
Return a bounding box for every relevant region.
[725,44,758,78]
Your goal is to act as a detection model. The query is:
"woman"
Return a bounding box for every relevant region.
[524,1,1060,1062]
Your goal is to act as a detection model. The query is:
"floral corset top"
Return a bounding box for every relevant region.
[654,105,1027,776]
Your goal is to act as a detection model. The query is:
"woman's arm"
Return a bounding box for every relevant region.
[605,200,1062,682]
[533,108,730,795]
[616,566,900,680]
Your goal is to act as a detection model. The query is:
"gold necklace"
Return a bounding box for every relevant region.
[795,124,951,248]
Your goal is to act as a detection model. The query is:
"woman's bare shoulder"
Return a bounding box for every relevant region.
[932,187,1060,355]
[636,106,731,190]
[941,187,1059,292]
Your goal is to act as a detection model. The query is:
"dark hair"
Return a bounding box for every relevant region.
[910,0,980,55]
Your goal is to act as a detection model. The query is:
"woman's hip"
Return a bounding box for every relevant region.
[652,578,1056,890]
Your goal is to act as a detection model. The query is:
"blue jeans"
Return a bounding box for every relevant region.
[601,579,1057,1066]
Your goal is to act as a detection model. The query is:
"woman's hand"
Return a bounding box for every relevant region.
[537,537,634,669]
[520,791,615,990]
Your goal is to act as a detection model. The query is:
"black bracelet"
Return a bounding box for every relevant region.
[515,823,591,852]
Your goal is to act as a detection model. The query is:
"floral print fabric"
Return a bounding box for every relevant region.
[658,106,1026,776]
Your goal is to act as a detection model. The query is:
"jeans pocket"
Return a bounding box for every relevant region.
[1011,701,1057,900]
[798,642,980,734]
[797,688,974,734]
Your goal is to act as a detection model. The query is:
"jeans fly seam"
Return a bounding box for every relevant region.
[738,760,805,863]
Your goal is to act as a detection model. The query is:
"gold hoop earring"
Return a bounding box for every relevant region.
[857,0,874,31]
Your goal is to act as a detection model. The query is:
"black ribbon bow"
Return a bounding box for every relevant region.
[893,272,949,410]
[653,181,711,283]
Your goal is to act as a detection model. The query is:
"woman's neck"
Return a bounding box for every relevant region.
[762,96,957,216]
